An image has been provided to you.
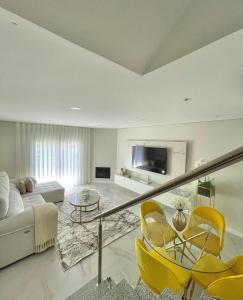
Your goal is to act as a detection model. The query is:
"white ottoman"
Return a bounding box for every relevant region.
[22,181,65,203]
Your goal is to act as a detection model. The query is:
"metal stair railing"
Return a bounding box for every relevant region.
[94,146,243,284]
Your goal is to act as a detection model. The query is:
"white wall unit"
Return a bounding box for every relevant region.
[125,139,187,182]
[115,174,152,194]
[116,118,243,236]
[114,174,195,209]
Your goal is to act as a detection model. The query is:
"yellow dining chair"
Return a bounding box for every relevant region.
[140,200,177,247]
[182,206,225,257]
[135,238,191,298]
[191,254,243,300]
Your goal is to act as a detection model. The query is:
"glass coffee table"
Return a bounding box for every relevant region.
[69,190,100,224]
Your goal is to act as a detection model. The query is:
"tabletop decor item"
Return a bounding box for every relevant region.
[120,168,127,176]
[172,197,190,231]
[81,188,89,201]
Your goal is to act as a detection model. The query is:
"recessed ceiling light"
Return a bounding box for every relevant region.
[70,106,81,111]
[11,21,18,26]
[183,98,192,102]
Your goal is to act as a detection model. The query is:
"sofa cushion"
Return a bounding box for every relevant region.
[0,172,10,219]
[7,190,24,217]
[22,181,65,203]
[23,194,45,209]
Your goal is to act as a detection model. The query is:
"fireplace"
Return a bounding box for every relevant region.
[95,167,111,179]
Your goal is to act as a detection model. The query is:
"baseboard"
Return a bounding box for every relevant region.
[226,227,243,239]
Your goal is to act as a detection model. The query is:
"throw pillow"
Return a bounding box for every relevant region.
[18,179,26,194]
[25,177,34,193]
[30,177,37,185]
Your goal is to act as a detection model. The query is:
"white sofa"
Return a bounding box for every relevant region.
[0,172,64,269]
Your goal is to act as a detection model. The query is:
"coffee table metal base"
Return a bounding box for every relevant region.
[70,203,100,224]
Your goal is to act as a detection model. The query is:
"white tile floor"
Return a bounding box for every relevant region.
[0,184,242,300]
[0,225,140,300]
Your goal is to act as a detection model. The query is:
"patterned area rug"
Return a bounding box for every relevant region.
[56,183,140,270]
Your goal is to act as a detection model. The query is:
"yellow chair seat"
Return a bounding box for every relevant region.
[152,247,191,287]
[183,227,220,256]
[146,222,176,247]
[192,254,235,288]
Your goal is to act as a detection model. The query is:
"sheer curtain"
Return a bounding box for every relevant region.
[16,123,91,190]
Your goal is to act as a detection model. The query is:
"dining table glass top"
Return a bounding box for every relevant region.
[144,210,239,274]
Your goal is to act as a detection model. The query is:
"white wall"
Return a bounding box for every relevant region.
[117,118,243,235]
[91,128,117,182]
[0,121,16,178]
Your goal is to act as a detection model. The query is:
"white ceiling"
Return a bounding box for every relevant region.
[0,0,243,74]
[0,7,243,128]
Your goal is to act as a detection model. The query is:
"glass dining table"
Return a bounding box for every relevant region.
[143,211,239,274]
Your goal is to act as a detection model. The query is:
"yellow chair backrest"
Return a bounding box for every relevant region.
[140,200,165,217]
[231,255,243,274]
[190,206,225,250]
[207,255,243,300]
[207,275,243,300]
[140,200,165,239]
[135,238,182,295]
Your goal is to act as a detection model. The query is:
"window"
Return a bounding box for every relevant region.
[16,123,91,191]
[34,140,81,189]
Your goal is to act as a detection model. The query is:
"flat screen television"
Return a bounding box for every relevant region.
[132,145,167,175]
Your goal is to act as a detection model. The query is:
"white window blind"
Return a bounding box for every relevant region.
[16,123,91,190]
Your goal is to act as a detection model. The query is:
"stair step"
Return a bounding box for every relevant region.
[66,277,184,300]
[158,288,181,300]
[134,283,157,300]
[101,279,139,300]
[65,277,115,300]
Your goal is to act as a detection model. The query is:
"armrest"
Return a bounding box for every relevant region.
[0,207,34,237]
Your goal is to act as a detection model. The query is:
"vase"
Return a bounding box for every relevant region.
[172,209,187,231]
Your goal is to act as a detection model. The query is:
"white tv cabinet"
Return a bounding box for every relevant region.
[114,174,196,209]
[115,174,157,193]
